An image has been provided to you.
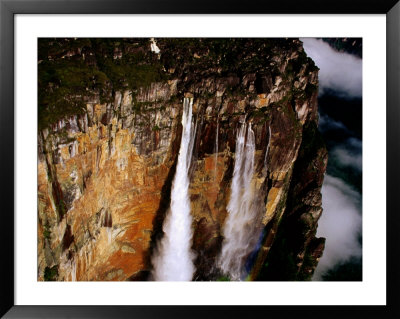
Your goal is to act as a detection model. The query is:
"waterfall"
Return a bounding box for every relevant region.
[262,125,272,181]
[264,126,271,169]
[245,126,272,274]
[106,227,112,244]
[218,121,260,280]
[214,117,219,178]
[71,259,77,281]
[151,98,196,281]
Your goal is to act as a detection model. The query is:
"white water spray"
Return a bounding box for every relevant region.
[264,126,271,175]
[70,259,77,281]
[151,98,196,281]
[214,117,219,178]
[106,228,112,244]
[218,121,261,280]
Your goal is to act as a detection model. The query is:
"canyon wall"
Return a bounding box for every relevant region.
[37,38,327,281]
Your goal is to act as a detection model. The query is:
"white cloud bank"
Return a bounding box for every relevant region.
[313,175,362,280]
[301,38,362,98]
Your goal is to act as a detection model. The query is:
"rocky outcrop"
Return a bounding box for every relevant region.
[37,38,326,281]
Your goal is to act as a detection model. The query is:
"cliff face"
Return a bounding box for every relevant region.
[37,38,327,281]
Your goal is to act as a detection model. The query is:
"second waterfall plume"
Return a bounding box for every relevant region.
[151,98,196,281]
[218,121,259,280]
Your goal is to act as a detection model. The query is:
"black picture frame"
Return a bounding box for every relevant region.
[1,0,399,318]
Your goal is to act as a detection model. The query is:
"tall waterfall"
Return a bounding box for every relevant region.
[214,117,219,177]
[264,126,271,169]
[151,98,196,281]
[218,121,259,280]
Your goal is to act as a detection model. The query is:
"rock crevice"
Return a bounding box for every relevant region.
[37,38,326,281]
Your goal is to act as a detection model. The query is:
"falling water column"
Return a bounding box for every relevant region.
[214,116,219,178]
[218,121,257,280]
[151,98,196,281]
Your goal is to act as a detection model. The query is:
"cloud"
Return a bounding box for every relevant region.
[303,39,363,280]
[313,175,362,280]
[331,148,362,171]
[301,38,362,98]
[319,112,349,133]
[319,113,362,173]
[331,137,362,172]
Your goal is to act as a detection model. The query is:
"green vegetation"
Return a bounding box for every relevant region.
[44,265,58,281]
[43,223,51,239]
[38,38,315,130]
[248,107,271,124]
[305,83,317,96]
[232,112,245,116]
[158,38,302,77]
[216,275,230,281]
[56,198,66,221]
[199,91,215,100]
[38,59,92,128]
[38,38,167,129]
[284,48,319,82]
[300,121,326,157]
[290,82,318,104]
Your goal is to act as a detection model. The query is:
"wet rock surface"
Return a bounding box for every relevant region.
[37,38,326,281]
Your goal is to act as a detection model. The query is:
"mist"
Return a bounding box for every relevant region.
[313,175,362,280]
[218,122,263,280]
[331,140,362,172]
[301,38,362,98]
[300,38,363,280]
[151,98,196,281]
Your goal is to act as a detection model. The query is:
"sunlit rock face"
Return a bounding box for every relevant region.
[37,38,327,281]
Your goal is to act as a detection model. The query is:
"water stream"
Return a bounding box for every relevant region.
[214,117,219,178]
[151,98,196,281]
[218,122,258,280]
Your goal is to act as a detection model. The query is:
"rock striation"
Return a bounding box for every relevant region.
[37,38,327,281]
